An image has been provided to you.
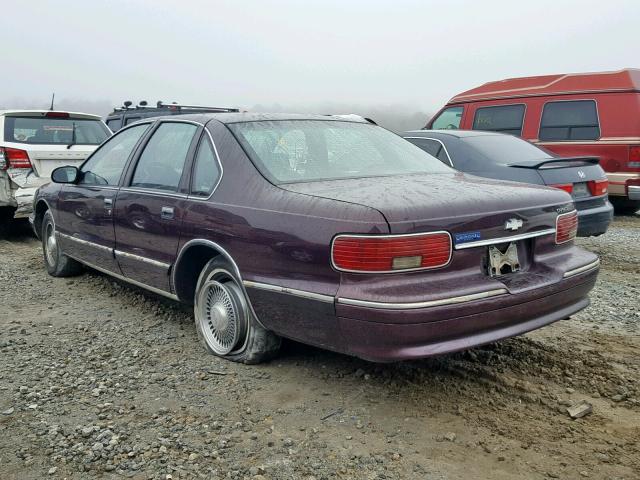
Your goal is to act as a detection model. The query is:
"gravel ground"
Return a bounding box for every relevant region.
[0,215,639,480]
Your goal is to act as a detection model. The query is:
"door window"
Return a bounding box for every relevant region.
[79,124,149,186]
[472,104,525,136]
[539,100,600,141]
[106,118,122,132]
[131,122,198,191]
[191,136,221,196]
[431,107,463,130]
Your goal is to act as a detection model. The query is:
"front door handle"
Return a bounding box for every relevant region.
[161,206,175,220]
[104,198,113,216]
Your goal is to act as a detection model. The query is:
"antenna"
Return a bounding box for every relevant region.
[49,93,55,111]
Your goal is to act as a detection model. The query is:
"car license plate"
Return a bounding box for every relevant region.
[572,182,589,198]
[487,242,520,277]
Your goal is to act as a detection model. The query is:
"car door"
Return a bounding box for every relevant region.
[56,123,151,272]
[113,120,201,292]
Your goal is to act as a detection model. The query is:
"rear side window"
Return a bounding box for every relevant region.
[431,107,463,130]
[4,116,110,145]
[79,124,149,186]
[106,118,122,132]
[131,122,198,191]
[191,136,221,196]
[472,105,525,136]
[407,138,452,166]
[125,116,142,125]
[539,100,600,141]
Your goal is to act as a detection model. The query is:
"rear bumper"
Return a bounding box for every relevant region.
[607,172,640,198]
[576,200,613,237]
[336,264,598,362]
[629,185,640,201]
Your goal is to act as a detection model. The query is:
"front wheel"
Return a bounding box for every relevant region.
[41,210,82,277]
[194,257,281,364]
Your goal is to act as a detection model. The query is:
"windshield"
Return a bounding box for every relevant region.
[228,120,452,183]
[4,116,110,145]
[462,134,553,165]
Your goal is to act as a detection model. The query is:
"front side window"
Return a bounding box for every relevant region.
[539,100,600,141]
[228,120,451,183]
[131,122,198,191]
[191,136,221,196]
[431,107,463,130]
[79,124,149,186]
[4,116,110,145]
[472,104,525,136]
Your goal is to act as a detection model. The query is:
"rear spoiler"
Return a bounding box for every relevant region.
[509,156,600,169]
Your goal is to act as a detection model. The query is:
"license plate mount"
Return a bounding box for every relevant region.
[487,242,521,277]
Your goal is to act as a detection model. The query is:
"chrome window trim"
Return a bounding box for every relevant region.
[57,232,113,253]
[338,288,508,310]
[187,127,224,201]
[563,258,600,278]
[403,136,454,167]
[330,231,453,274]
[454,228,556,250]
[243,280,334,303]
[114,250,171,269]
[66,254,178,301]
[118,187,188,199]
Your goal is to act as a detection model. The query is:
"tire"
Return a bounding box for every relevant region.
[610,197,640,215]
[194,257,281,364]
[41,210,82,277]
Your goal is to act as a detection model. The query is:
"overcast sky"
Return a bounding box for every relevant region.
[1,0,638,122]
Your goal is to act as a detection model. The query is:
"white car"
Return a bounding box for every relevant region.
[0,110,111,220]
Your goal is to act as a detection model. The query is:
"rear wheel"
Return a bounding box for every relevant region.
[194,257,281,364]
[610,197,640,215]
[41,210,82,277]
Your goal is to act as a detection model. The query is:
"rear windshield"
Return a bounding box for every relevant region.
[462,134,552,165]
[228,120,451,183]
[4,116,110,145]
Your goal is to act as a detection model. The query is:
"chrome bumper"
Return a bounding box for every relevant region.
[628,185,640,201]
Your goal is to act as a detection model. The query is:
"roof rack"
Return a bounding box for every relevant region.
[111,101,239,113]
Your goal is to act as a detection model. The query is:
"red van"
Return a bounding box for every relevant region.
[427,69,640,213]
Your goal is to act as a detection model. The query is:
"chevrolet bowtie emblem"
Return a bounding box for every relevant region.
[504,218,523,231]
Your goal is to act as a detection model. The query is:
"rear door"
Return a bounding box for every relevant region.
[114,120,201,292]
[56,123,151,272]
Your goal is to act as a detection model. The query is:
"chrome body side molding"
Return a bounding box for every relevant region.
[243,280,335,303]
[563,258,600,278]
[337,288,509,310]
[114,249,171,269]
[57,232,113,253]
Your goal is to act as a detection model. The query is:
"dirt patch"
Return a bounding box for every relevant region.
[1,217,639,479]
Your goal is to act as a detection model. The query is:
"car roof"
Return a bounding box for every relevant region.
[447,68,640,104]
[403,129,505,139]
[0,110,102,120]
[139,112,371,125]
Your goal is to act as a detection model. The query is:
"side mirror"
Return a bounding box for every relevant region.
[51,166,79,184]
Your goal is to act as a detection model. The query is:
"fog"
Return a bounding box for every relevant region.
[1,0,638,132]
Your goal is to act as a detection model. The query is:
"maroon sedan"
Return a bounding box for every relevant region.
[32,114,599,363]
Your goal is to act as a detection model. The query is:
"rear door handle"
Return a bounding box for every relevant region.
[161,206,174,220]
[104,198,113,207]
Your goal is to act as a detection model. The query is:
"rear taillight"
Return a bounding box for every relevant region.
[588,179,608,196]
[0,147,31,169]
[551,183,573,194]
[556,211,578,244]
[332,232,452,273]
[629,145,640,168]
[45,111,70,118]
